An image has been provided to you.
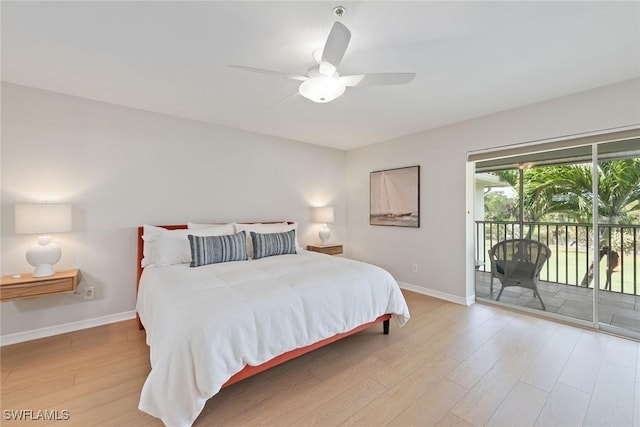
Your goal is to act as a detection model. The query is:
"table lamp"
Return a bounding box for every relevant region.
[312,207,334,246]
[15,204,72,277]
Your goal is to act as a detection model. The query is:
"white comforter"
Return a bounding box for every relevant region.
[136,251,410,427]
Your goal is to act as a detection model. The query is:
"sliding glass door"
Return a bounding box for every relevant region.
[474,146,595,324]
[596,140,640,336]
[472,130,640,338]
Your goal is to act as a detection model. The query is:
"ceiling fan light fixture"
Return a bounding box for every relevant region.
[298,76,345,103]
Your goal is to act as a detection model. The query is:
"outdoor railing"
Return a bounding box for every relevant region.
[475,221,640,296]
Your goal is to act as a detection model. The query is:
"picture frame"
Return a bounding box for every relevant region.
[370,165,420,227]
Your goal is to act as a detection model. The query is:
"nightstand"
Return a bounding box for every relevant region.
[306,244,343,255]
[0,269,79,301]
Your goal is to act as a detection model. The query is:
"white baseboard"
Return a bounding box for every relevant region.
[398,281,475,306]
[0,311,137,346]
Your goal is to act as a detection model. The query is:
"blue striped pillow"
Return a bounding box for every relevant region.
[188,231,248,267]
[250,230,297,260]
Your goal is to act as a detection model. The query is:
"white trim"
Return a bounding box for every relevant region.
[466,124,639,159]
[591,144,600,325]
[475,297,596,329]
[465,161,477,305]
[398,281,475,306]
[0,311,136,346]
[599,323,640,341]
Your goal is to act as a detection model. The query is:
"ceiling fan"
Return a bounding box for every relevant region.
[230,20,416,103]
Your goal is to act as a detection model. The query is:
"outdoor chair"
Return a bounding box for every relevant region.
[488,239,552,310]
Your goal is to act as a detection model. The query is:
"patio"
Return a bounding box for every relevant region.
[475,271,640,334]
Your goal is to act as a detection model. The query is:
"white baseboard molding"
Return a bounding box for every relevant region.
[0,310,137,347]
[398,281,475,306]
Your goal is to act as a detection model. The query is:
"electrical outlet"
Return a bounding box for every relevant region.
[83,286,95,300]
[411,263,418,273]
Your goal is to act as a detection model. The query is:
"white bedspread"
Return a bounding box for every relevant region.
[136,251,410,427]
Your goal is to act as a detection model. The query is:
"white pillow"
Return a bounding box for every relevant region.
[234,222,301,259]
[187,222,234,229]
[142,224,235,267]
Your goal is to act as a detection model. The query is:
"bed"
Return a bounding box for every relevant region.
[135,223,410,426]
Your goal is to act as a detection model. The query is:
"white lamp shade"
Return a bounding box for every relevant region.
[312,207,334,224]
[15,204,72,235]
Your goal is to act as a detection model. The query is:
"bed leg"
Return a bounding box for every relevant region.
[383,319,390,335]
[137,314,144,331]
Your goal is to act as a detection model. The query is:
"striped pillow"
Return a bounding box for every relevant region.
[250,230,297,260]
[188,231,248,267]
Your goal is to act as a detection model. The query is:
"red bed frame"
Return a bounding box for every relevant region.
[136,224,391,388]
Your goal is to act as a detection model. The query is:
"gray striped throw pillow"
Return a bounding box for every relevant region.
[188,231,248,267]
[250,229,297,259]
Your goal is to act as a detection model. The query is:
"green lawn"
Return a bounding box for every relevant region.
[483,242,640,296]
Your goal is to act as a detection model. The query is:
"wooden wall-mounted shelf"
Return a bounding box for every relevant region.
[306,244,343,255]
[0,269,79,301]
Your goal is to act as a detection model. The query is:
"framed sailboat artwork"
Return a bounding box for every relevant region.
[370,165,420,227]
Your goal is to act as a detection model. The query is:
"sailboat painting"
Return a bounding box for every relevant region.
[370,166,420,227]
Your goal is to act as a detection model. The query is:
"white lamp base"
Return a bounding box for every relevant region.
[26,236,61,278]
[32,263,56,278]
[319,225,331,246]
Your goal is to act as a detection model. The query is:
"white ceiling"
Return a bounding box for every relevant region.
[2,1,639,150]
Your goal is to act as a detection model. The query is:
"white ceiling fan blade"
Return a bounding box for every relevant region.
[229,65,308,81]
[320,22,351,74]
[340,73,416,87]
[267,91,302,109]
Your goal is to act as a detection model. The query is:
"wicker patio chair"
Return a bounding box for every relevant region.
[488,239,552,310]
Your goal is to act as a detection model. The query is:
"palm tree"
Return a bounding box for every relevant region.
[525,160,640,224]
[498,159,640,223]
[497,158,640,286]
[501,159,640,287]
[523,165,592,222]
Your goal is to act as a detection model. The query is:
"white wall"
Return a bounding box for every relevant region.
[346,78,640,302]
[1,83,347,337]
[3,78,638,339]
